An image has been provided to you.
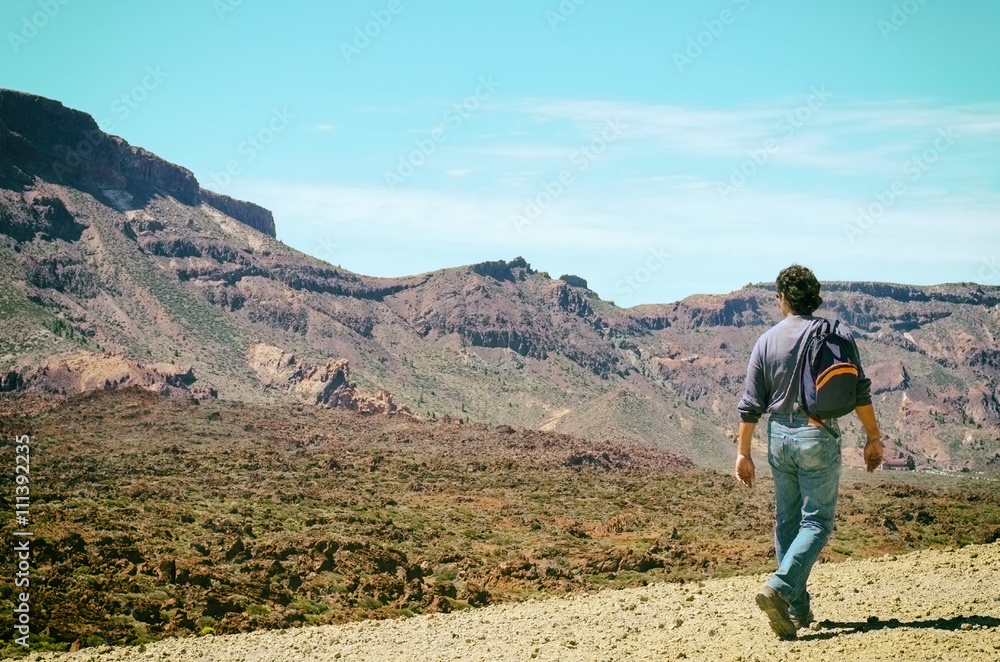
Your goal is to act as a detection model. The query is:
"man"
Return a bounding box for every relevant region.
[735,264,883,641]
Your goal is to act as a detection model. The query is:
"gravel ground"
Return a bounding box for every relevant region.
[29,542,1000,662]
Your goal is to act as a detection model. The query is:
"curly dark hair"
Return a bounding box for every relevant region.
[776,264,822,315]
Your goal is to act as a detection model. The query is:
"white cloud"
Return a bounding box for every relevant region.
[219,95,1000,297]
[491,97,1000,177]
[466,144,580,161]
[312,122,341,133]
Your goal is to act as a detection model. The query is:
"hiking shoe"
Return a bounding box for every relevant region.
[790,609,815,630]
[756,586,798,641]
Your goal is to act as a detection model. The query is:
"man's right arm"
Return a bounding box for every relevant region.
[735,339,766,487]
[736,340,766,424]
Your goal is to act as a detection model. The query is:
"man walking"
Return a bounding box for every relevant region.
[735,264,883,640]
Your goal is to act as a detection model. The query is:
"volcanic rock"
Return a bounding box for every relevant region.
[19,351,198,396]
[245,342,413,415]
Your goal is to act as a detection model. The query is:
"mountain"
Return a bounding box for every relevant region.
[2,89,1000,471]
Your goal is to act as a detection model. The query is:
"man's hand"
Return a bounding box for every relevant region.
[735,454,755,488]
[735,421,757,487]
[864,436,883,472]
[855,403,883,472]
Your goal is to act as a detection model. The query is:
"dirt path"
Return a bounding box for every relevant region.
[538,407,572,432]
[33,542,1000,662]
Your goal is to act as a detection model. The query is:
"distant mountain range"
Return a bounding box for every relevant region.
[2,88,999,471]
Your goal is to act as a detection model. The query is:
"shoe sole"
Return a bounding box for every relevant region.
[791,612,816,631]
[756,592,798,640]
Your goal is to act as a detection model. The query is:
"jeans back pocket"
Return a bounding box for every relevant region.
[793,429,837,472]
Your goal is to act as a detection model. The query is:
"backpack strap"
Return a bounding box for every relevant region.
[799,317,843,439]
[796,320,823,408]
[818,419,840,439]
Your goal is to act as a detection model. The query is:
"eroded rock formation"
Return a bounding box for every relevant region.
[17,351,203,398]
[245,342,413,415]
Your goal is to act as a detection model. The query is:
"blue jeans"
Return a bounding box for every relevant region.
[765,414,842,620]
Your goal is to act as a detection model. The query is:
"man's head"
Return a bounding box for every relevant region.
[776,264,822,315]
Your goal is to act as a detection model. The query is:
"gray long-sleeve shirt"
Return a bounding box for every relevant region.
[736,314,872,423]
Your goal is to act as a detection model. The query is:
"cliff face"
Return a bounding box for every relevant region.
[0,89,275,237]
[621,294,771,331]
[201,189,276,237]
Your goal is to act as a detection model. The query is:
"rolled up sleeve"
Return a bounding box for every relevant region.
[737,339,766,423]
[843,326,873,407]
[854,344,873,407]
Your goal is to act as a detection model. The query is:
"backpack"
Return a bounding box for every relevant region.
[799,318,861,436]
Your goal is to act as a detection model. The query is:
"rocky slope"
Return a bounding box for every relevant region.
[2,88,1000,470]
[15,350,205,399]
[30,542,1000,661]
[4,388,998,655]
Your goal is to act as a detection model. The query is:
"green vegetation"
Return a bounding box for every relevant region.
[1,388,998,653]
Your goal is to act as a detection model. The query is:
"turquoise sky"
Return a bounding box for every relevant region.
[2,0,999,304]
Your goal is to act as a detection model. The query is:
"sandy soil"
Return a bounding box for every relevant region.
[31,542,1000,662]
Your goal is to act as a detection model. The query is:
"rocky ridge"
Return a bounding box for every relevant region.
[1,89,1000,470]
[0,89,274,236]
[5,350,210,400]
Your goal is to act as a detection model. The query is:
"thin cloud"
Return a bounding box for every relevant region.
[489,97,1000,176]
[311,122,342,133]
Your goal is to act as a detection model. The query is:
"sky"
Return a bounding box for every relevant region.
[2,0,999,305]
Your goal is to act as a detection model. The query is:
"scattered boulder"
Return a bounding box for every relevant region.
[158,558,177,583]
[868,360,910,394]
[245,342,414,415]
